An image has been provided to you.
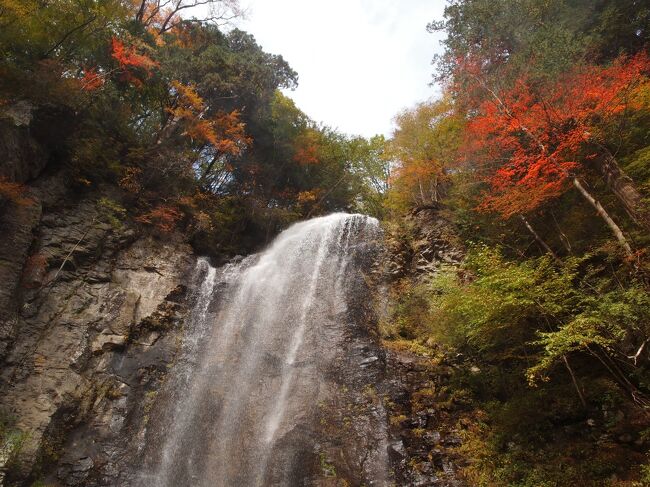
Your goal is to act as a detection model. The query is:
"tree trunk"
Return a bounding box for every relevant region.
[597,152,650,233]
[551,211,572,254]
[519,214,559,261]
[417,178,426,206]
[586,345,650,409]
[563,355,587,409]
[135,0,147,23]
[572,178,633,256]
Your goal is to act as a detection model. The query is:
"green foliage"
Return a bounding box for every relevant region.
[429,248,570,355]
[97,197,127,229]
[319,452,337,477]
[346,135,390,218]
[0,413,27,475]
[431,0,650,87]
[382,280,434,341]
[530,283,650,383]
[383,242,650,484]
[425,246,650,386]
[641,460,650,484]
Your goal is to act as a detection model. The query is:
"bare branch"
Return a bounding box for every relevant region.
[44,15,97,58]
[627,340,647,366]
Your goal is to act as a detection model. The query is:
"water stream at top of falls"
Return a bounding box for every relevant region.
[138,213,385,487]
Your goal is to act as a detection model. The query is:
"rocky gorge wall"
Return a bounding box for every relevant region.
[0,115,195,485]
[0,112,469,486]
[0,194,194,485]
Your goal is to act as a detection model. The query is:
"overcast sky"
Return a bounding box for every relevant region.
[234,0,447,138]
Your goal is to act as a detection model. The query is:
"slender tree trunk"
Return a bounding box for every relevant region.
[199,153,221,184]
[596,151,650,233]
[418,178,426,205]
[519,214,559,261]
[135,0,147,23]
[551,211,572,254]
[563,355,587,409]
[572,178,633,256]
[44,15,97,58]
[586,345,650,409]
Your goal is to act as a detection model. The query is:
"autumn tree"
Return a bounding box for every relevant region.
[464,52,650,255]
[133,0,242,35]
[386,98,463,212]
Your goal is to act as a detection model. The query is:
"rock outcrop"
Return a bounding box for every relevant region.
[0,185,194,485]
[378,206,468,486]
[383,205,465,280]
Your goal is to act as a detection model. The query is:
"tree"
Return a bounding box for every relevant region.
[387,98,463,211]
[466,52,650,254]
[347,135,390,218]
[134,0,242,35]
[429,0,650,89]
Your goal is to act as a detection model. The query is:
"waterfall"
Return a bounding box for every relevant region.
[139,213,383,487]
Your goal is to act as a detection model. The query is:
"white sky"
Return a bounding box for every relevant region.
[234,0,447,138]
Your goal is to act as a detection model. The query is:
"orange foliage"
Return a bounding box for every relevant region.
[297,189,320,203]
[0,177,33,206]
[294,145,319,165]
[132,0,182,36]
[388,158,444,209]
[293,130,321,165]
[168,81,252,153]
[212,110,252,155]
[466,51,650,218]
[119,166,143,193]
[136,204,183,233]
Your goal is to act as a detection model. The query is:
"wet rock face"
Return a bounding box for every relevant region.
[0,118,48,184]
[311,240,391,486]
[0,105,83,360]
[383,349,466,487]
[0,195,194,486]
[383,206,464,280]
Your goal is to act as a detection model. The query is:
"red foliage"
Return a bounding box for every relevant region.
[136,204,182,233]
[111,37,158,86]
[80,67,104,91]
[465,51,650,218]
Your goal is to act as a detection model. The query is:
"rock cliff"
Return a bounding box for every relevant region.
[0,191,194,485]
[0,118,196,485]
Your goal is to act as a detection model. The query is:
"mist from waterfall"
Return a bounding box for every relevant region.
[139,213,383,487]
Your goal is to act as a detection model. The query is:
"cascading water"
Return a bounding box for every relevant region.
[138,213,386,486]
